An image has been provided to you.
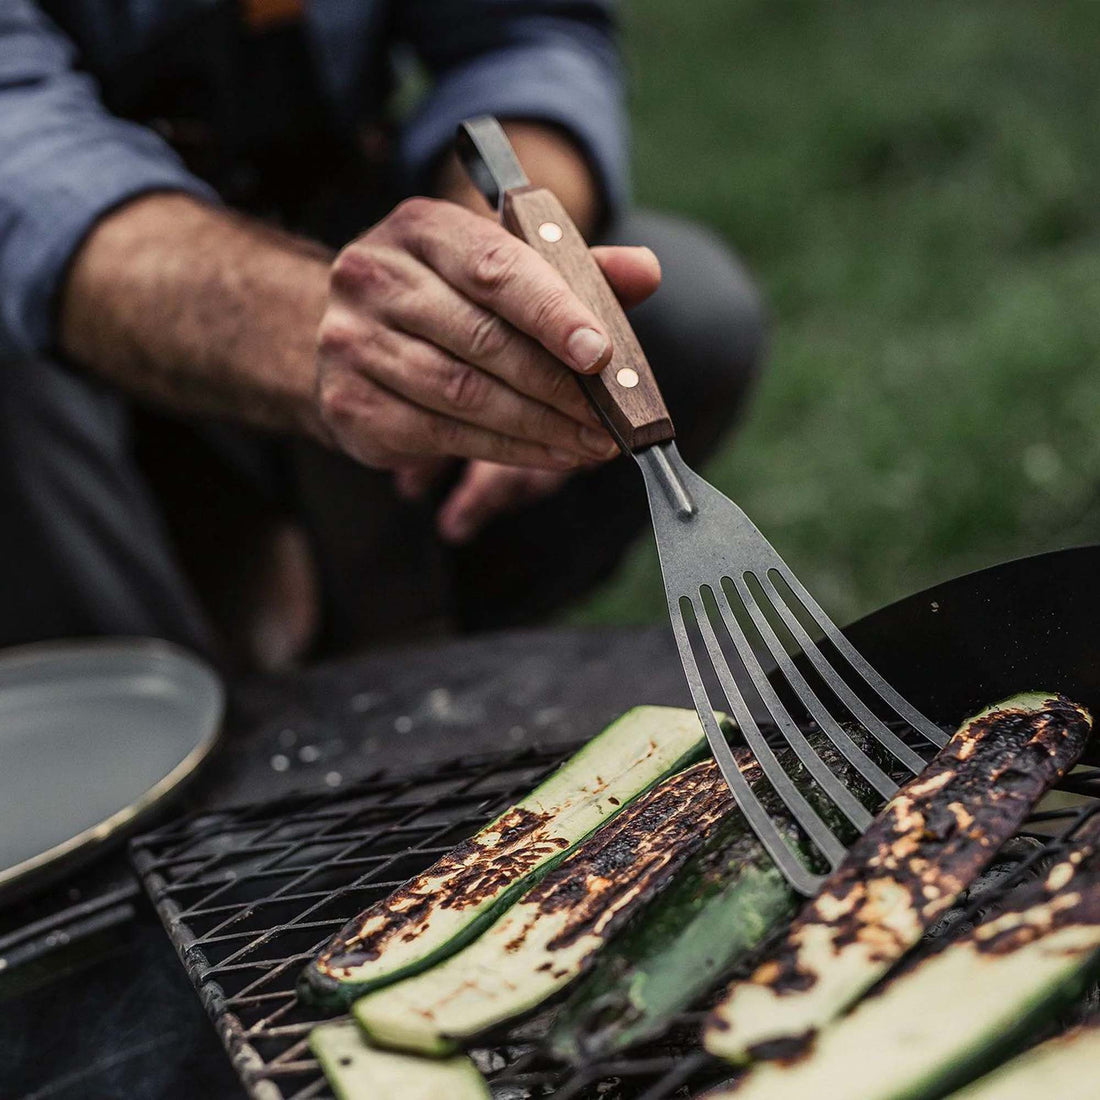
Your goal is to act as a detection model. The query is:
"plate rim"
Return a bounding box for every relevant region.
[0,636,224,896]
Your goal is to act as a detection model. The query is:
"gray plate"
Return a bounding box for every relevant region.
[0,638,223,902]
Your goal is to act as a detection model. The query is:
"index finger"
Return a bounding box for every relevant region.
[394,199,613,375]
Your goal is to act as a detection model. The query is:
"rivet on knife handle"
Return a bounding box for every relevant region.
[457,116,675,454]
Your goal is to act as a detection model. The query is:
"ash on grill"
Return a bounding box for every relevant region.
[130,743,1100,1100]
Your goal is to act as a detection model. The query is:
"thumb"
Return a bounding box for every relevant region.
[592,245,661,310]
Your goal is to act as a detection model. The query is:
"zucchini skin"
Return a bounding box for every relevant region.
[550,831,797,1064]
[950,1019,1100,1100]
[550,738,898,1063]
[705,814,1100,1100]
[300,706,708,1008]
[549,750,801,1063]
[309,1020,489,1100]
[353,758,737,1055]
[705,692,1092,1064]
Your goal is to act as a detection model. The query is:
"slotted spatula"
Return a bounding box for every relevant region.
[457,117,947,894]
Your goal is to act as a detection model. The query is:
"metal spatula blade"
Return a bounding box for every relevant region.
[458,117,947,895]
[637,442,946,893]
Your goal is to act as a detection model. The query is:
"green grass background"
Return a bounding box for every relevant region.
[574,0,1100,628]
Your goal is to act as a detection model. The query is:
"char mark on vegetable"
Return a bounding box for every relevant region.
[758,696,1091,996]
[525,760,734,952]
[316,805,562,972]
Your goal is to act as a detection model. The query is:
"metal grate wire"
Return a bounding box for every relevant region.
[131,745,1100,1100]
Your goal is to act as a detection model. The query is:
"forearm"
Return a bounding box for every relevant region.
[59,193,332,439]
[434,121,602,236]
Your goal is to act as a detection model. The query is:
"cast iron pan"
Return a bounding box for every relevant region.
[844,544,1100,743]
[0,639,223,903]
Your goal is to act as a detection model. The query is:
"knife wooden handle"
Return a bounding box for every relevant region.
[501,186,675,453]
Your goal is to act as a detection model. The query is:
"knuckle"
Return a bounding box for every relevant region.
[388,196,437,233]
[440,358,489,414]
[466,310,509,362]
[331,245,389,296]
[316,315,361,360]
[529,286,572,333]
[469,238,519,295]
[317,375,361,424]
[545,361,578,404]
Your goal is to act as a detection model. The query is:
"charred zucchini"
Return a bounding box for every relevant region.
[707,815,1100,1100]
[550,809,799,1064]
[301,706,709,1007]
[952,1019,1100,1100]
[309,1020,489,1099]
[550,738,901,1062]
[353,758,736,1055]
[705,692,1091,1064]
[549,749,806,1063]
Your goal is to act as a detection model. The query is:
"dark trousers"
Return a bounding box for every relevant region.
[0,209,764,666]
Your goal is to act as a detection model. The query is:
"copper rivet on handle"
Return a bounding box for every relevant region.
[616,367,640,388]
[538,221,563,242]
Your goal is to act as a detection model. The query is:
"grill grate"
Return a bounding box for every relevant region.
[131,744,1100,1100]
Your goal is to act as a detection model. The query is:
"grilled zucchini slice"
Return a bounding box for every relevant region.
[550,738,897,1062]
[354,757,736,1055]
[706,814,1100,1100]
[549,751,802,1063]
[705,692,1091,1064]
[309,1020,489,1100]
[550,813,799,1063]
[301,706,709,1008]
[951,1019,1100,1100]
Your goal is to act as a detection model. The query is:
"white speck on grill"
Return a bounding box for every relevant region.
[298,745,321,763]
[270,754,290,772]
[325,771,342,788]
[394,715,413,734]
[350,691,383,713]
[278,727,297,748]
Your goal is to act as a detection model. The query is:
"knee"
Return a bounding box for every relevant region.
[0,355,128,494]
[605,209,766,410]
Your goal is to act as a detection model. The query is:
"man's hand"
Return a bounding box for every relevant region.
[388,237,663,544]
[407,120,660,543]
[316,197,659,473]
[60,123,658,550]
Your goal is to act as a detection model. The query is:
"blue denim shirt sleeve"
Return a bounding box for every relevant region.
[395,4,628,218]
[0,1,218,359]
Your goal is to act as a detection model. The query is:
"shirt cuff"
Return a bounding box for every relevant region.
[398,42,629,222]
[0,133,219,359]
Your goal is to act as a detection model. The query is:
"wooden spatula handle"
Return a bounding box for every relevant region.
[501,186,675,453]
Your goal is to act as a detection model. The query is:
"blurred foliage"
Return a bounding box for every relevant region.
[574,0,1100,627]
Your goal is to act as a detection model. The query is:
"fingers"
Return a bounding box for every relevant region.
[378,258,607,431]
[318,365,591,471]
[318,197,655,475]
[592,245,662,309]
[437,461,569,544]
[376,330,618,460]
[319,306,617,461]
[387,198,615,374]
